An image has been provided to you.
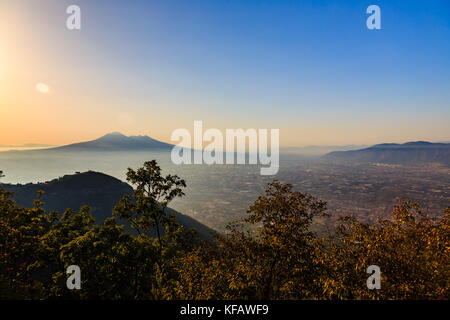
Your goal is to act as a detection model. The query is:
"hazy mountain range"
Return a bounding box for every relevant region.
[2,133,449,165]
[0,143,56,148]
[322,141,450,165]
[0,134,368,156]
[280,145,369,156]
[47,132,173,152]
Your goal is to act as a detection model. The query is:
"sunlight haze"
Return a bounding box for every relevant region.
[1,0,449,147]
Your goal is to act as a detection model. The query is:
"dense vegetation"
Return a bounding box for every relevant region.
[0,163,448,300]
[0,171,216,242]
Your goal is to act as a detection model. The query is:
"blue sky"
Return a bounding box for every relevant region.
[1,0,449,146]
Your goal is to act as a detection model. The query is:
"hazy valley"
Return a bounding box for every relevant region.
[1,133,448,232]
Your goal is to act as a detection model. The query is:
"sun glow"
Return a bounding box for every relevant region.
[36,82,50,94]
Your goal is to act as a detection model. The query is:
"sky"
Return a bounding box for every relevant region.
[1,0,449,147]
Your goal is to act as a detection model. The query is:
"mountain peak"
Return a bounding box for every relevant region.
[100,132,127,138]
[51,132,173,151]
[402,141,432,146]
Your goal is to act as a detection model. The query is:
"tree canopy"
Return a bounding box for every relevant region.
[0,163,448,299]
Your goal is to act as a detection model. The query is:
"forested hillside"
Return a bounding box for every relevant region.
[0,164,448,300]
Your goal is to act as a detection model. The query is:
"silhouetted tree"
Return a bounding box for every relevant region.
[113,160,194,298]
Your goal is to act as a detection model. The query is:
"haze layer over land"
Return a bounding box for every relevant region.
[1,133,448,232]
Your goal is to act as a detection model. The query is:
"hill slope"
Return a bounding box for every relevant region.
[0,171,216,241]
[322,141,450,165]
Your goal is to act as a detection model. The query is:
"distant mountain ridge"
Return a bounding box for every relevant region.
[0,171,216,241]
[281,145,369,156]
[0,143,56,148]
[48,132,173,152]
[322,141,450,165]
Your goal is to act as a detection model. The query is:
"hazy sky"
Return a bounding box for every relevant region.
[1,0,449,147]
